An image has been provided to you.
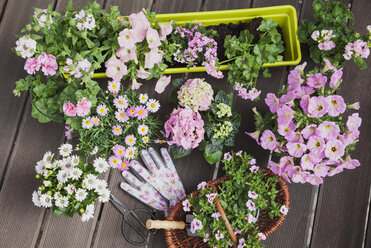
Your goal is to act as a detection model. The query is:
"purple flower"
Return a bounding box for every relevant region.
[246,200,256,211]
[327,95,346,117]
[265,93,280,113]
[248,191,258,199]
[318,121,340,141]
[280,91,297,105]
[211,212,221,220]
[346,113,362,132]
[197,181,207,190]
[306,73,327,88]
[182,199,191,212]
[238,238,246,248]
[236,150,243,156]
[64,125,73,140]
[250,165,259,173]
[287,142,307,158]
[269,161,284,176]
[215,230,224,240]
[308,96,329,117]
[190,218,202,233]
[118,159,131,171]
[206,193,217,204]
[305,174,323,185]
[277,105,293,126]
[313,164,330,177]
[246,88,261,101]
[260,130,277,151]
[325,140,345,161]
[246,213,257,223]
[223,152,232,161]
[301,124,318,139]
[287,70,303,90]
[307,136,325,154]
[280,205,289,215]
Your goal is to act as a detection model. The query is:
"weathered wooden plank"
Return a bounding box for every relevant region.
[105,0,153,15]
[204,0,252,10]
[152,0,202,14]
[310,0,371,246]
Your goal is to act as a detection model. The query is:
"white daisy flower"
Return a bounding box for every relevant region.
[113,96,128,110]
[70,155,80,166]
[146,99,160,113]
[75,188,88,202]
[83,174,97,190]
[35,160,45,174]
[43,151,54,162]
[54,192,63,200]
[98,188,110,203]
[43,180,52,187]
[124,147,137,160]
[137,124,149,136]
[32,191,42,207]
[58,144,73,157]
[90,146,99,155]
[55,196,69,208]
[70,168,83,180]
[60,157,74,171]
[81,204,95,222]
[142,136,149,143]
[82,117,94,129]
[94,179,108,194]
[93,157,109,173]
[108,80,121,94]
[96,104,108,116]
[64,184,75,195]
[139,93,148,104]
[44,161,54,170]
[40,194,53,208]
[57,169,69,183]
[53,160,61,169]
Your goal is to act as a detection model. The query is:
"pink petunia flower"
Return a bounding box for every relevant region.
[155,76,171,94]
[146,28,161,49]
[24,57,41,74]
[346,113,362,132]
[247,88,261,101]
[136,67,150,79]
[190,218,202,233]
[325,140,345,161]
[135,105,148,120]
[116,46,137,63]
[300,95,310,115]
[278,122,296,137]
[105,57,128,82]
[287,142,307,158]
[329,68,343,88]
[308,96,329,117]
[246,129,261,145]
[285,131,304,143]
[342,158,360,170]
[223,152,232,161]
[129,11,150,43]
[112,125,123,136]
[313,163,330,177]
[63,101,77,117]
[326,95,346,117]
[287,70,303,90]
[318,121,340,141]
[182,199,191,212]
[307,136,325,154]
[144,48,163,69]
[306,174,323,185]
[265,93,280,113]
[306,73,327,88]
[248,191,258,199]
[260,130,277,151]
[301,124,318,139]
[76,97,92,117]
[159,21,173,40]
[118,28,136,49]
[277,105,294,126]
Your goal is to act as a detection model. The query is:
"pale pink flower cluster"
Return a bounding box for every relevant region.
[24,52,58,76]
[234,83,261,101]
[343,40,370,60]
[164,106,205,150]
[74,10,96,31]
[15,36,37,59]
[249,60,362,185]
[63,58,92,78]
[33,9,53,28]
[177,78,214,111]
[63,97,92,117]
[311,30,336,51]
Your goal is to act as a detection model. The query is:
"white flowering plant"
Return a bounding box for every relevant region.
[13,1,122,123]
[297,0,371,70]
[75,83,161,171]
[186,151,286,248]
[32,143,110,222]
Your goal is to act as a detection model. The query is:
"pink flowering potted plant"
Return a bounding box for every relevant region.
[247,59,362,185]
[163,78,241,164]
[298,0,371,69]
[182,151,289,248]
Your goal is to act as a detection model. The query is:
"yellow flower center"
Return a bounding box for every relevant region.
[121,163,127,168]
[94,119,98,123]
[100,108,105,112]
[129,138,133,143]
[141,128,145,132]
[138,110,144,115]
[112,84,117,89]
[142,97,146,100]
[151,103,156,108]
[130,110,135,114]
[113,159,118,164]
[143,137,148,142]
[129,151,134,156]
[119,100,123,104]
[119,150,124,154]
[85,120,90,124]
[125,35,130,40]
[115,128,120,132]
[120,113,125,117]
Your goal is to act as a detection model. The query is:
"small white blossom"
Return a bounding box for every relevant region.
[81,204,95,222]
[93,157,109,173]
[40,194,53,208]
[75,188,88,202]
[58,144,73,157]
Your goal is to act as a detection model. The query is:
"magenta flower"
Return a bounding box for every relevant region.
[127,106,136,117]
[64,125,73,140]
[76,97,92,117]
[155,76,171,94]
[135,105,148,120]
[346,113,362,132]
[297,86,315,97]
[248,191,258,199]
[190,218,202,233]
[300,154,315,171]
[308,96,329,117]
[326,95,346,117]
[63,101,77,117]
[116,46,137,63]
[280,91,296,105]
[301,124,318,139]
[260,130,277,151]
[306,174,323,185]
[112,125,123,136]
[277,105,293,126]
[144,48,163,69]
[265,93,280,113]
[287,70,303,90]
[146,28,161,49]
[118,28,136,49]
[211,212,221,220]
[105,56,128,81]
[306,73,327,88]
[342,158,360,170]
[287,142,307,158]
[206,193,217,204]
[113,144,126,157]
[246,200,256,211]
[182,199,191,212]
[325,140,345,161]
[247,88,261,101]
[318,121,340,141]
[307,136,325,154]
[24,57,41,74]
[313,164,330,177]
[118,159,131,171]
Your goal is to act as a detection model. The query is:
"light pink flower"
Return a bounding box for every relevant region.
[342,158,360,170]
[131,78,142,90]
[116,46,137,63]
[308,96,329,117]
[118,159,131,171]
[327,164,344,177]
[277,105,293,126]
[146,28,161,49]
[211,212,221,220]
[223,152,232,161]
[136,67,150,79]
[125,135,137,146]
[348,102,360,110]
[246,213,257,223]
[287,142,307,158]
[301,124,318,139]
[311,30,320,40]
[285,131,304,143]
[197,181,207,190]
[277,122,295,137]
[155,76,171,94]
[306,174,323,185]
[246,200,256,211]
[39,53,58,76]
[294,62,307,76]
[144,48,163,69]
[159,21,173,40]
[260,130,277,151]
[112,125,123,136]
[329,68,343,88]
[215,230,224,240]
[306,73,327,88]
[24,57,41,74]
[246,88,261,101]
[108,81,121,94]
[114,95,129,110]
[314,164,330,177]
[300,154,315,171]
[246,129,260,145]
[76,97,92,117]
[346,113,362,132]
[287,70,303,90]
[318,121,340,141]
[113,144,126,157]
[204,60,224,79]
[250,165,259,173]
[269,161,284,176]
[135,105,148,120]
[91,116,100,126]
[258,233,266,240]
[300,95,310,115]
[115,110,129,123]
[105,57,128,81]
[325,140,345,161]
[265,93,280,113]
[206,193,217,204]
[307,136,325,154]
[118,28,136,49]
[63,101,77,117]
[327,95,346,117]
[129,11,150,42]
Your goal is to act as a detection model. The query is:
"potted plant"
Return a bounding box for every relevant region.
[164,151,290,248]
[247,59,361,185]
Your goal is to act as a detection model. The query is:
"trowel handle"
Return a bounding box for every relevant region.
[146,219,185,230]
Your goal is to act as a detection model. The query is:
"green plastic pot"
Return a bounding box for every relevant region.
[92,5,301,78]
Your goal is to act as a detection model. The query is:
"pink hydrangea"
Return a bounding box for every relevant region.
[177,78,214,111]
[164,107,205,150]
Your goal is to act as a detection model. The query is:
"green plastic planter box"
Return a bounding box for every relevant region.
[92,5,301,78]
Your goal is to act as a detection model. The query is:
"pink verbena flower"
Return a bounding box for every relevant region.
[177,78,214,111]
[24,57,41,74]
[164,107,204,150]
[155,76,171,94]
[265,93,280,113]
[105,56,128,81]
[260,130,277,151]
[308,96,329,117]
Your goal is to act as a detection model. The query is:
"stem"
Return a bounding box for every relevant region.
[219,56,240,65]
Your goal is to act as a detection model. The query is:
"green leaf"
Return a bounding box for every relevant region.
[53,207,63,217]
[169,145,192,159]
[66,0,74,12]
[214,90,232,106]
[258,18,278,32]
[172,78,187,91]
[204,143,223,165]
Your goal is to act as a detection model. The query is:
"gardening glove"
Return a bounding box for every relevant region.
[120,170,170,215]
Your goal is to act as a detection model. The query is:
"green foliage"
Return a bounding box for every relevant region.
[169,144,193,159]
[223,18,284,96]
[297,0,370,69]
[188,151,283,247]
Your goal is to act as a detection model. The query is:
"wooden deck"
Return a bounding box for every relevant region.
[0,0,370,247]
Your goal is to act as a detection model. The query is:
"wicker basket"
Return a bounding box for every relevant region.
[164,168,290,248]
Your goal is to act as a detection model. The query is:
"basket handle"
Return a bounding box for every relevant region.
[146,219,185,230]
